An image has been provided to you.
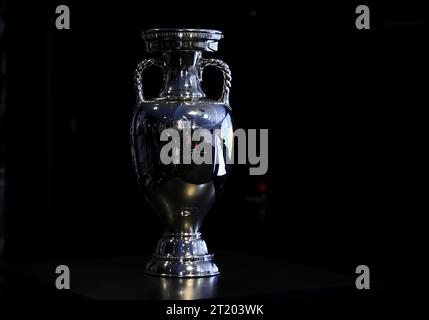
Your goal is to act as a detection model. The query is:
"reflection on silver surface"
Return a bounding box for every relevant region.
[131,29,232,277]
[155,275,219,300]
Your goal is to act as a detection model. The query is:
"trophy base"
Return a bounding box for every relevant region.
[145,232,220,278]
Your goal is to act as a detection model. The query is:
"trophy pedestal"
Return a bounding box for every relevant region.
[145,232,219,278]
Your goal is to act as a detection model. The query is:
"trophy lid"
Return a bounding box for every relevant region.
[141,28,223,53]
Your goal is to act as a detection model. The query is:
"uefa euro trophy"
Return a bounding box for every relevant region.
[130,29,233,277]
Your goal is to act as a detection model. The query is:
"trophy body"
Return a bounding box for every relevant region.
[131,29,233,277]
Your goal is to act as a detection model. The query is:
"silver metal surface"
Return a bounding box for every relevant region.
[131,28,232,277]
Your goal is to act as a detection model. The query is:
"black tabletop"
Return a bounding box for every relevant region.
[2,251,365,300]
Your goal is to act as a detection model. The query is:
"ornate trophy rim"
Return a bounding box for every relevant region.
[141,28,223,52]
[142,28,223,40]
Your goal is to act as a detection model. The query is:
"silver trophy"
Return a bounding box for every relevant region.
[130,29,233,277]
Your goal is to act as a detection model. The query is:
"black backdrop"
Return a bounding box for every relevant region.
[3,0,427,293]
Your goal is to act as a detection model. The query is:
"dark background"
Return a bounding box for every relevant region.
[1,0,426,299]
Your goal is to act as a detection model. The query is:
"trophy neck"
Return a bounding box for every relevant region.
[160,50,205,99]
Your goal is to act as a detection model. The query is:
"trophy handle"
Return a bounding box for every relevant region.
[134,59,165,103]
[201,58,232,109]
